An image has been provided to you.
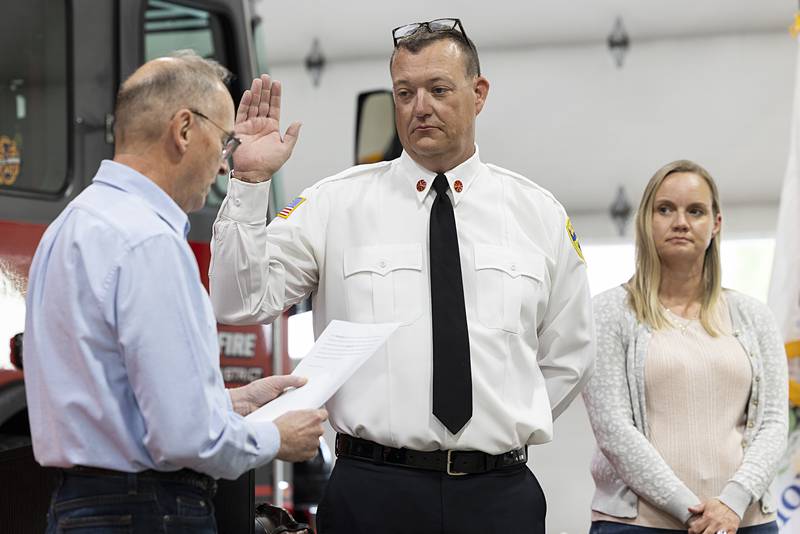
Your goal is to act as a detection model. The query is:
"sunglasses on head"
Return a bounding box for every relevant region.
[391,18,470,47]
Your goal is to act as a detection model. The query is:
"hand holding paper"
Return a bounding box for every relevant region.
[273,408,328,462]
[228,374,307,416]
[246,320,400,422]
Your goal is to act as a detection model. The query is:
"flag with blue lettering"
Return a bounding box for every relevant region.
[768,28,800,533]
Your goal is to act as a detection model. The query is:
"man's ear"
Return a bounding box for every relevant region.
[170,109,193,155]
[473,76,490,115]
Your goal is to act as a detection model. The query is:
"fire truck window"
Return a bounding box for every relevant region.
[145,0,233,207]
[145,0,230,64]
[0,0,68,195]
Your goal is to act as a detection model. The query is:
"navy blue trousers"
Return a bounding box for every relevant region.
[590,520,779,534]
[316,457,547,534]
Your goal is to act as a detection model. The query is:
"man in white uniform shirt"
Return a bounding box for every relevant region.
[211,19,594,534]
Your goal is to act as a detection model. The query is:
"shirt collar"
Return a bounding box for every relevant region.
[93,160,190,238]
[399,145,483,207]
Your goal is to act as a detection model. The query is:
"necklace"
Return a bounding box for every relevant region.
[662,306,698,334]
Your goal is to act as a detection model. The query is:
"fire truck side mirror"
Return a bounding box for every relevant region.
[354,90,401,166]
[9,333,23,370]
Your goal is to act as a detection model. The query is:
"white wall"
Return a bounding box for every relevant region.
[271,32,794,534]
[269,32,794,242]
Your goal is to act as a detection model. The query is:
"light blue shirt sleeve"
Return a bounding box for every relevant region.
[23,162,280,480]
[115,233,280,480]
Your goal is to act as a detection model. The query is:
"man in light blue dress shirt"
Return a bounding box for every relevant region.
[23,51,322,533]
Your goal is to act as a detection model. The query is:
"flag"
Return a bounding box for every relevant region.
[768,30,800,533]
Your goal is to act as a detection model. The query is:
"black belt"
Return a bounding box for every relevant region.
[64,465,216,493]
[335,433,528,476]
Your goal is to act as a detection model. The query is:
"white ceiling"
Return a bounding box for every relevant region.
[254,0,796,65]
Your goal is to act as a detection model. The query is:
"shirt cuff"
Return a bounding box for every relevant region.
[663,485,701,524]
[251,419,281,462]
[221,177,271,224]
[718,481,752,520]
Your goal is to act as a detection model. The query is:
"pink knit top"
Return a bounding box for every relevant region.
[593,301,774,528]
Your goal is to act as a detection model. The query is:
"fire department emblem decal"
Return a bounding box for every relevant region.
[566,217,585,263]
[0,136,21,186]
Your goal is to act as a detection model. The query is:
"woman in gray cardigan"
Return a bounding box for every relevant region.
[583,160,787,534]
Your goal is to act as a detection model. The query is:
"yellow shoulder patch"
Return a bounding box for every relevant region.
[566,218,585,263]
[277,196,306,219]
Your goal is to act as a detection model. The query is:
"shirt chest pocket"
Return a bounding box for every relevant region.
[343,244,424,325]
[474,244,546,334]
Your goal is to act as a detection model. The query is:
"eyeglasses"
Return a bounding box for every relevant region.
[189,109,241,161]
[392,18,469,47]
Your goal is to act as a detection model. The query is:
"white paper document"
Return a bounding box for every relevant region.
[245,320,400,422]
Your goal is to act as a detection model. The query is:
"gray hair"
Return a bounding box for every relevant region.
[114,50,231,146]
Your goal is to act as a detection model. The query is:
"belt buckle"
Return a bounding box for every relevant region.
[446,450,467,476]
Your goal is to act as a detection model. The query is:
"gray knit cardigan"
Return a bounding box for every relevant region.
[582,285,788,524]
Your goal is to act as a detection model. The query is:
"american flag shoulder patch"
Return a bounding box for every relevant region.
[277,196,307,219]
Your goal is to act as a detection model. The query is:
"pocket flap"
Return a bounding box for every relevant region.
[344,244,423,277]
[474,244,545,280]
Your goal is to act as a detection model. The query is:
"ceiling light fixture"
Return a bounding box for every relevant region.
[609,185,633,236]
[305,38,326,87]
[607,17,630,68]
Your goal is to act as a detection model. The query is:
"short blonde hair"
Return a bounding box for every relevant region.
[626,159,723,335]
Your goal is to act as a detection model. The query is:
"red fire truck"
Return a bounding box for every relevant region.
[0,0,329,526]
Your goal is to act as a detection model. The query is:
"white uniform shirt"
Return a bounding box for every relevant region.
[210,148,595,454]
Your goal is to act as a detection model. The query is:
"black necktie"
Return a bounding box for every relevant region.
[429,173,472,434]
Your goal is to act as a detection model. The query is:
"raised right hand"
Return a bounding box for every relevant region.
[231,75,301,183]
[273,408,328,462]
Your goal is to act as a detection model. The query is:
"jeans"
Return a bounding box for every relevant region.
[590,520,779,534]
[46,469,217,533]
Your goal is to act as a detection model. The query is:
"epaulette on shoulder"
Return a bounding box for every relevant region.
[486,163,563,210]
[309,160,393,192]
